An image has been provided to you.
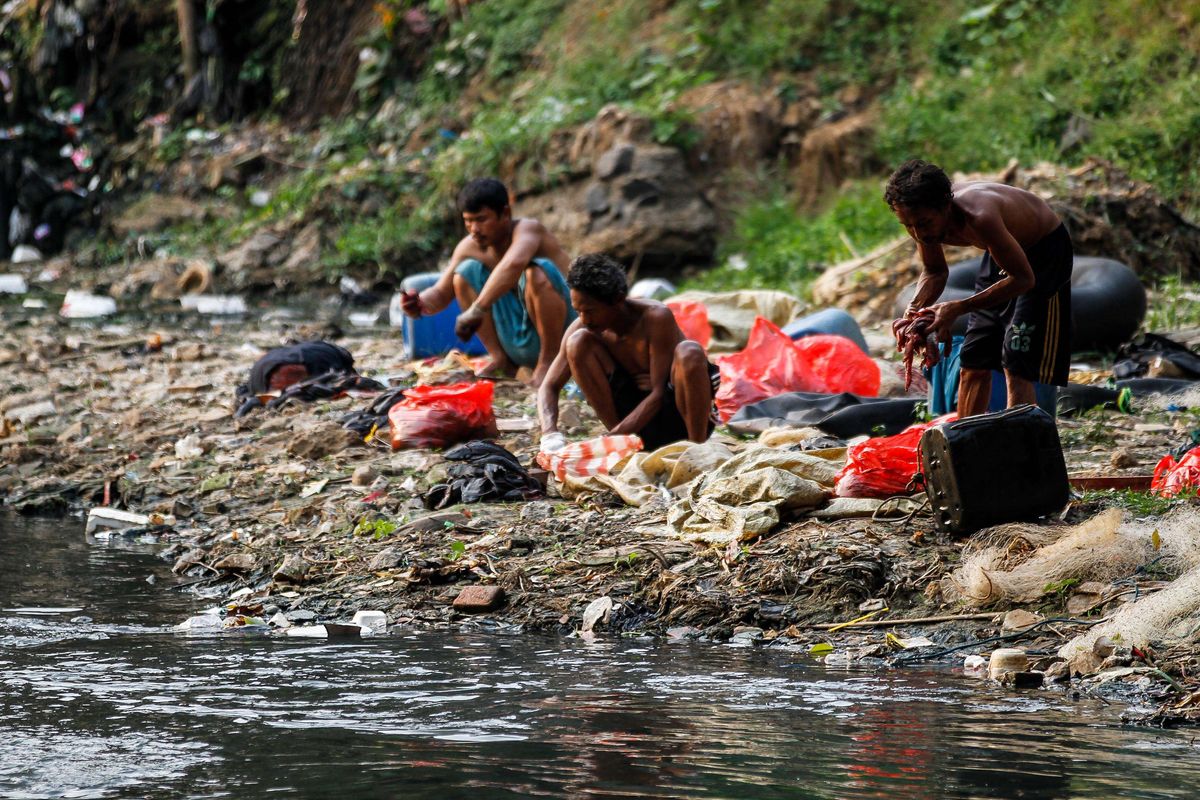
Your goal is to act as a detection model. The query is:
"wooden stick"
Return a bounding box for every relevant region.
[808,612,1002,630]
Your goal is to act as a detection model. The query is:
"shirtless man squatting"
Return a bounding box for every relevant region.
[537,253,720,453]
[399,177,575,388]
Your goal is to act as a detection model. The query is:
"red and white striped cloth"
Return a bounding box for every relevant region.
[537,434,644,482]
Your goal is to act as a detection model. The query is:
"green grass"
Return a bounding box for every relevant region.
[683,179,902,294]
[1144,275,1200,333]
[1077,489,1195,517]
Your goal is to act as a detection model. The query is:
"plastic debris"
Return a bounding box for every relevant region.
[60,290,117,318]
[0,274,27,294]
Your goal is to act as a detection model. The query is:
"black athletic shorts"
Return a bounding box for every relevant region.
[608,361,720,450]
[959,223,1073,386]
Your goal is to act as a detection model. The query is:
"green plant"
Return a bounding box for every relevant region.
[685,179,899,293]
[1145,275,1200,333]
[1077,489,1195,517]
[449,540,467,560]
[353,518,397,540]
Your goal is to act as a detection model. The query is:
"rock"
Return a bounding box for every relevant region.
[519,502,554,523]
[214,553,256,572]
[595,144,635,179]
[218,230,291,288]
[1001,671,1045,689]
[285,609,317,623]
[369,546,404,571]
[172,549,207,574]
[273,554,310,584]
[666,626,702,639]
[1110,448,1138,469]
[1044,660,1072,683]
[581,596,613,632]
[963,654,989,673]
[520,140,717,270]
[732,626,764,642]
[352,464,378,487]
[793,109,878,207]
[452,585,505,613]
[1001,609,1043,632]
[287,421,359,459]
[172,342,206,362]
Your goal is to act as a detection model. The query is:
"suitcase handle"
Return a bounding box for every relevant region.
[941,403,1049,431]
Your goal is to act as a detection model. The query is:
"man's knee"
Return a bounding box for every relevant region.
[565,328,599,363]
[673,340,707,373]
[452,273,474,299]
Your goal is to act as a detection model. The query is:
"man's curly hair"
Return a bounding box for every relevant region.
[566,253,628,305]
[884,160,953,210]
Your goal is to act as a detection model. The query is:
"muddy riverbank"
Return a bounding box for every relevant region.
[3,303,1200,724]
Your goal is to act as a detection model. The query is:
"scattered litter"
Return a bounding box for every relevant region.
[60,290,117,318]
[0,274,27,294]
[180,294,248,315]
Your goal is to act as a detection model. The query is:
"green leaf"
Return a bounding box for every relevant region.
[809,642,834,655]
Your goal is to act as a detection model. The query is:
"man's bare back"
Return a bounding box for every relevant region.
[574,298,683,378]
[937,182,1061,253]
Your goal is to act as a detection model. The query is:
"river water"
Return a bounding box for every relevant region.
[1,512,1197,800]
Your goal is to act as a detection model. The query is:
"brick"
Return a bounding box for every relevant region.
[452,585,504,613]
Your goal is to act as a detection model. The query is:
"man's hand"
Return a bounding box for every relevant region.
[454,303,486,341]
[399,289,424,318]
[927,300,963,343]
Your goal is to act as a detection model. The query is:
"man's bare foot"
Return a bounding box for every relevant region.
[476,357,516,380]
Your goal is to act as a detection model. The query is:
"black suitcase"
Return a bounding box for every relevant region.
[919,404,1069,535]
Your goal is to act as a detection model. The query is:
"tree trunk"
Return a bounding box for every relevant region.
[176,0,200,84]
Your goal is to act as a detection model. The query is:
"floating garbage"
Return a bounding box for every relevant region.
[85,507,174,536]
[60,289,117,318]
[989,648,1030,681]
[285,622,366,638]
[352,610,388,635]
[175,613,223,632]
[180,294,248,315]
[0,274,27,294]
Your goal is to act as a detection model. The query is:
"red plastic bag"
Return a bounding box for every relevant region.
[792,334,881,397]
[666,299,712,349]
[714,316,827,421]
[388,381,498,450]
[834,415,956,498]
[1151,449,1200,497]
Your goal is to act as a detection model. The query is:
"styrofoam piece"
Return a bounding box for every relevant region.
[60,290,117,318]
[180,294,248,315]
[352,610,388,634]
[0,273,27,293]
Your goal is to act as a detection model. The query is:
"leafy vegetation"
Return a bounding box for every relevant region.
[683,180,901,294]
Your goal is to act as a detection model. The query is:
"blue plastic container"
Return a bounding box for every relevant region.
[927,335,1057,417]
[783,308,870,354]
[393,272,487,359]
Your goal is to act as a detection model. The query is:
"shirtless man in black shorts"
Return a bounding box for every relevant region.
[886,159,1072,417]
[537,253,719,451]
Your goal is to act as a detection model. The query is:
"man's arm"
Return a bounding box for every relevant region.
[928,214,1035,340]
[454,220,544,338]
[907,240,950,314]
[537,320,579,434]
[473,220,543,311]
[609,309,676,436]
[410,246,466,317]
[957,215,1035,312]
